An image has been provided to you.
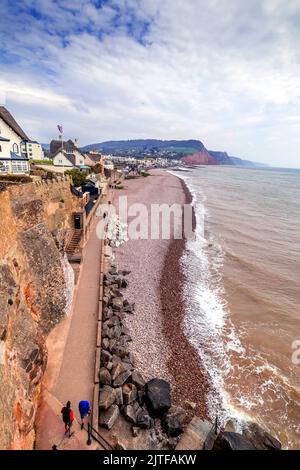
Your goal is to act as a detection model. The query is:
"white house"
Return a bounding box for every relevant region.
[51,139,89,170]
[0,106,30,174]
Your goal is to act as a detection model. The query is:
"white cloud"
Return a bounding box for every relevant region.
[0,0,300,166]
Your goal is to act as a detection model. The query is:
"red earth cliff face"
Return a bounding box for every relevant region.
[181,150,219,165]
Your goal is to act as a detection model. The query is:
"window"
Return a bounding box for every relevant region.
[0,145,2,152]
[0,161,10,173]
[11,161,28,173]
[12,143,19,154]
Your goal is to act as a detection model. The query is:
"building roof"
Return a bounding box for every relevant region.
[86,153,102,163]
[0,106,29,140]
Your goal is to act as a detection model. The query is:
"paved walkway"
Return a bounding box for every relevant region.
[35,218,101,450]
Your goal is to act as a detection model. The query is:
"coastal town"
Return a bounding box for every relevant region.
[0,106,283,452]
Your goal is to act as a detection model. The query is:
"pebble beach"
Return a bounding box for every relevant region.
[114,169,210,418]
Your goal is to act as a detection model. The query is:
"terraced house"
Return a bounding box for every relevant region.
[0,106,30,174]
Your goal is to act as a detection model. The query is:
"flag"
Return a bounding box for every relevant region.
[57,124,63,134]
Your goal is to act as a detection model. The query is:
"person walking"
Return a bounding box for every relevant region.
[78,400,91,430]
[61,401,74,437]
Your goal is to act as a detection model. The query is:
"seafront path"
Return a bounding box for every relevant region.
[35,217,102,450]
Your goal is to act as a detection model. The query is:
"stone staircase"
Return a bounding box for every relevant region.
[66,229,83,259]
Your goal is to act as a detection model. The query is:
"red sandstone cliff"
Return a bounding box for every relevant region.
[0,177,82,449]
[181,149,219,165]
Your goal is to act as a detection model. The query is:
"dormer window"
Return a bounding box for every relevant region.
[13,143,19,154]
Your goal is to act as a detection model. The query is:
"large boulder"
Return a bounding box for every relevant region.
[162,406,187,437]
[212,432,256,450]
[99,385,116,410]
[100,405,119,429]
[145,379,172,417]
[243,422,281,450]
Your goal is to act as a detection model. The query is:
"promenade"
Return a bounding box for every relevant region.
[35,217,101,450]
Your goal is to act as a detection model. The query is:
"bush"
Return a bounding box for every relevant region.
[8,298,13,306]
[140,171,150,177]
[30,159,53,165]
[65,169,87,187]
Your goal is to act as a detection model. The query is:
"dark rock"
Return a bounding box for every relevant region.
[110,324,122,340]
[131,371,145,390]
[145,379,172,417]
[99,385,116,410]
[112,354,122,365]
[102,307,113,321]
[123,303,135,313]
[121,278,128,288]
[123,352,135,365]
[132,426,141,437]
[113,370,131,387]
[122,383,137,404]
[123,405,137,424]
[112,297,123,311]
[99,367,112,386]
[111,362,127,381]
[109,266,118,275]
[137,410,152,429]
[212,432,256,450]
[122,270,131,276]
[137,389,146,405]
[106,361,113,371]
[243,423,281,450]
[99,405,119,429]
[121,325,131,336]
[115,387,123,405]
[110,344,129,358]
[162,406,187,437]
[100,349,112,365]
[119,335,132,347]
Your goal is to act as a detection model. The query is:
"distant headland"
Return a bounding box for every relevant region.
[81,139,267,168]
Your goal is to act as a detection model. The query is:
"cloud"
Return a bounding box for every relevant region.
[0,0,300,166]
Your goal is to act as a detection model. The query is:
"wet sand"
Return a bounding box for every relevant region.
[114,169,209,417]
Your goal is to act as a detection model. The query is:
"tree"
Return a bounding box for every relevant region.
[65,169,87,187]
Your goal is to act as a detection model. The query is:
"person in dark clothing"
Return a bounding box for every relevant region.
[78,400,91,430]
[61,401,74,437]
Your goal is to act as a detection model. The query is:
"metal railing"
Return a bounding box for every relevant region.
[86,422,114,450]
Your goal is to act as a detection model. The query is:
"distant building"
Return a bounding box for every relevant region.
[21,140,44,160]
[0,106,30,174]
[51,139,89,170]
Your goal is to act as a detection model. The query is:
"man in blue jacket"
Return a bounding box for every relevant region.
[78,400,91,430]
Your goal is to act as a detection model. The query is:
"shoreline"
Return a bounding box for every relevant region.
[160,174,210,418]
[114,169,210,418]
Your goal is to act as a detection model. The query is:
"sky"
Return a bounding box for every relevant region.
[0,0,300,167]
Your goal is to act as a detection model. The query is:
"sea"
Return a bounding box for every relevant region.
[176,166,300,449]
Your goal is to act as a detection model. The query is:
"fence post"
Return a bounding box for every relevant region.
[87,422,92,446]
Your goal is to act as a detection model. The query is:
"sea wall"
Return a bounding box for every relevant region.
[0,177,81,449]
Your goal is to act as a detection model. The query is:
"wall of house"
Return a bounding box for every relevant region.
[73,149,85,166]
[24,143,44,160]
[0,176,82,449]
[0,117,23,157]
[53,151,73,167]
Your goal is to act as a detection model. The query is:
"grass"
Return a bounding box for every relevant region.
[140,171,150,177]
